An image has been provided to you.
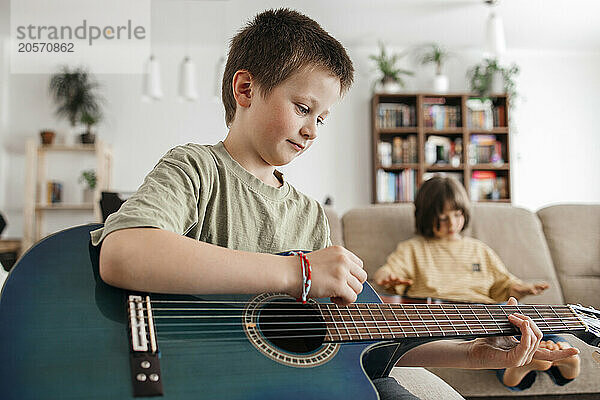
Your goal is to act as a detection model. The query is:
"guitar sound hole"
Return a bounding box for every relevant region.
[258,299,325,353]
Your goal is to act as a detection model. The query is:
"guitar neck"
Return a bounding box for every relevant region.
[317,303,587,343]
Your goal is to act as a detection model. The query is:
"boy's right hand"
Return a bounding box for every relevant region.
[301,246,367,306]
[374,267,413,289]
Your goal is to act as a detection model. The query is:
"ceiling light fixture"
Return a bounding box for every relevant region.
[484,0,506,59]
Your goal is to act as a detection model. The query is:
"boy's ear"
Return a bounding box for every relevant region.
[232,70,253,108]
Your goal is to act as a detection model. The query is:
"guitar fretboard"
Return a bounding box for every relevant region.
[317,303,586,342]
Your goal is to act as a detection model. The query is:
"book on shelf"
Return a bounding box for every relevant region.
[467,98,506,129]
[377,169,416,203]
[378,141,392,167]
[379,136,417,165]
[468,135,504,165]
[423,104,461,129]
[470,171,507,201]
[377,103,416,129]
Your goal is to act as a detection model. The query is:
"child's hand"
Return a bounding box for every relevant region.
[374,267,413,289]
[467,297,579,369]
[303,246,367,306]
[509,281,550,299]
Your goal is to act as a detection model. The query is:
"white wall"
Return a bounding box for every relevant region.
[1,2,599,238]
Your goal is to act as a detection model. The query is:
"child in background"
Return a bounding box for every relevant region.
[93,9,578,400]
[374,175,580,391]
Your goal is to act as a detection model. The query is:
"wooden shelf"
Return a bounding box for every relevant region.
[35,203,95,211]
[378,127,418,134]
[381,164,420,171]
[424,128,463,134]
[471,164,510,170]
[426,164,464,171]
[23,139,113,251]
[372,93,511,204]
[469,127,508,134]
[38,144,96,152]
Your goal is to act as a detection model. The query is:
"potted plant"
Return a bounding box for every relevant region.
[369,42,413,93]
[79,111,101,144]
[79,169,96,203]
[49,66,103,144]
[467,58,519,100]
[416,43,452,93]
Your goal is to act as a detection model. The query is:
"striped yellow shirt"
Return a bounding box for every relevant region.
[378,236,523,304]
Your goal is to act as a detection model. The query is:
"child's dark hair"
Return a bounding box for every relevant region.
[414,176,471,237]
[222,8,354,127]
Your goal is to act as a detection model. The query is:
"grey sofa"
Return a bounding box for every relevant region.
[325,203,600,399]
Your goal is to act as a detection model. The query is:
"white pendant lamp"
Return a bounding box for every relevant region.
[484,0,506,58]
[178,56,198,101]
[142,55,163,101]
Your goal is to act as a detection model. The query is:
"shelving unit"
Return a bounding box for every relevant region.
[372,93,511,204]
[23,139,112,250]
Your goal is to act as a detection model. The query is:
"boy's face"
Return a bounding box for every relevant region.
[433,202,464,240]
[244,66,341,166]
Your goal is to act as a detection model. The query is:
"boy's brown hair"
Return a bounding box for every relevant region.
[222,8,354,127]
[415,176,471,237]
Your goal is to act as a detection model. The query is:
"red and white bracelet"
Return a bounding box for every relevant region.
[289,251,312,304]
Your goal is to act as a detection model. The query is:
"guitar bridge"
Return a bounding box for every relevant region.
[128,295,164,397]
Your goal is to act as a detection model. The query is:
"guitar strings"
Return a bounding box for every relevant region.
[130,300,585,343]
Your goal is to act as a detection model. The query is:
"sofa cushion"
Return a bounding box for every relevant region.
[537,204,600,308]
[342,203,563,304]
[469,203,563,304]
[389,367,465,400]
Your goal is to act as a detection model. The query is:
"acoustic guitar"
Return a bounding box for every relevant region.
[0,224,598,399]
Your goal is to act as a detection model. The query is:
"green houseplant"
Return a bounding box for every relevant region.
[79,169,97,203]
[369,42,413,92]
[416,43,452,93]
[468,58,519,100]
[49,66,103,144]
[79,111,101,144]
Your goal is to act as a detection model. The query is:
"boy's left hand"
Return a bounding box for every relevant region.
[467,297,579,369]
[509,281,550,299]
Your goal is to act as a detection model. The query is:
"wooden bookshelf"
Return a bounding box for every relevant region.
[372,93,511,203]
[23,139,113,250]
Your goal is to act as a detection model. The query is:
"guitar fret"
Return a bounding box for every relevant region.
[346,306,363,340]
[385,304,404,338]
[365,305,383,339]
[354,304,372,340]
[533,307,550,332]
[429,305,444,336]
[440,305,458,336]
[470,305,487,334]
[378,305,395,339]
[413,305,432,336]
[484,306,502,334]
[454,304,473,335]
[549,305,567,331]
[336,306,353,340]
[324,304,342,341]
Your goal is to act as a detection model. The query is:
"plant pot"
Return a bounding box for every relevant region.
[79,132,96,144]
[380,78,402,93]
[432,74,449,93]
[40,130,56,145]
[82,188,94,203]
[491,71,504,94]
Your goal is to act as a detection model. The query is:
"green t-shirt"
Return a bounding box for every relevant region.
[90,142,331,252]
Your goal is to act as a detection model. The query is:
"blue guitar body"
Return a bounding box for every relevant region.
[0,224,407,399]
